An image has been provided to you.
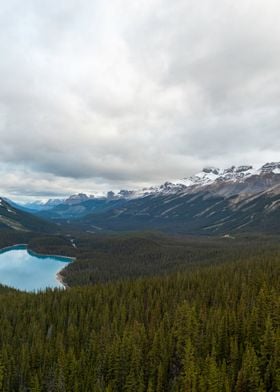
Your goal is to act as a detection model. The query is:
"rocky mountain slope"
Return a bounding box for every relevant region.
[138,162,280,198]
[0,198,56,232]
[12,162,280,235]
[80,162,280,235]
[80,183,280,235]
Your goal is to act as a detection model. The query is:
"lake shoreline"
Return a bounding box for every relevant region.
[56,271,69,289]
[0,243,28,253]
[28,248,76,262]
[0,244,76,262]
[0,243,73,291]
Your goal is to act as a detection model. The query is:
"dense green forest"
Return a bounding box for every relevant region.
[28,232,280,286]
[0,247,279,391]
[0,231,279,390]
[0,228,279,287]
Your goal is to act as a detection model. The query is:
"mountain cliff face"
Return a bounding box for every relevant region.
[80,183,280,235]
[18,162,280,235]
[142,162,280,198]
[80,162,280,234]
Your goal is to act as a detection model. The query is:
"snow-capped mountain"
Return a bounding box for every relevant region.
[2,162,279,235]
[77,162,280,235]
[22,194,93,212]
[21,162,280,211]
[21,198,65,212]
[177,165,257,187]
[121,162,280,198]
[77,163,280,235]
[11,162,280,235]
[175,162,280,188]
[154,162,276,192]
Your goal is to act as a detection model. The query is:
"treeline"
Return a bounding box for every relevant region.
[0,230,34,249]
[31,232,280,286]
[6,230,279,287]
[0,251,279,391]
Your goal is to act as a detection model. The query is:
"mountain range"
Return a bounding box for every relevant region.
[2,162,280,235]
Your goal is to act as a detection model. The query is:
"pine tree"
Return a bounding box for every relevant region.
[236,345,264,392]
[181,338,197,391]
[30,374,41,392]
[0,356,4,392]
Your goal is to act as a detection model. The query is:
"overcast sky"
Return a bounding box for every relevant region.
[0,0,279,200]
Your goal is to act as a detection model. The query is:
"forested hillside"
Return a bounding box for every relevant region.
[28,233,280,286]
[0,199,56,233]
[77,187,280,235]
[0,251,279,391]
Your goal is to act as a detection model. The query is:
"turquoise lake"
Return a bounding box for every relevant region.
[0,245,73,292]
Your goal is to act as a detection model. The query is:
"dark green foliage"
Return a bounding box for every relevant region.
[30,232,280,286]
[0,250,279,391]
[28,235,77,258]
[0,230,35,249]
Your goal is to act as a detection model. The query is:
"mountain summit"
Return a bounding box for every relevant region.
[176,162,280,189]
[20,162,280,210]
[26,162,280,235]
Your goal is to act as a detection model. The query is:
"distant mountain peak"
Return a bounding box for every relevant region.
[65,193,90,204]
[174,162,280,191]
[14,161,279,235]
[12,162,280,214]
[260,162,280,173]
[202,167,220,175]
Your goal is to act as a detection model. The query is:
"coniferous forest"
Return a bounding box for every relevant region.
[1,0,280,390]
[0,232,279,391]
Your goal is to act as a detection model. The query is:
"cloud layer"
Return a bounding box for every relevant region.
[0,0,279,199]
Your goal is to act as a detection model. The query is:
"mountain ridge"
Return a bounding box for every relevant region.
[5,162,280,236]
[19,161,280,210]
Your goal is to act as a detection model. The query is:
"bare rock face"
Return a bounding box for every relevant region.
[65,193,90,205]
[17,162,279,236]
[22,162,280,213]
[260,162,280,173]
[168,162,280,198]
[202,167,220,175]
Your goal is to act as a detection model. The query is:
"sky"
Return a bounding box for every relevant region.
[0,0,279,201]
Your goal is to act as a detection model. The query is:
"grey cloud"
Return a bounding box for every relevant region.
[0,0,279,199]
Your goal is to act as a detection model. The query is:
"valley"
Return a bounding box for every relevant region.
[13,162,279,235]
[0,162,279,390]
[1,0,279,388]
[0,241,279,391]
[0,162,279,288]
